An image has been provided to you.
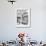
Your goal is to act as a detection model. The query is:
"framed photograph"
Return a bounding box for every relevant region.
[16,8,31,28]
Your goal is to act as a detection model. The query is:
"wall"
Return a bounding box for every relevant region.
[0,0,46,41]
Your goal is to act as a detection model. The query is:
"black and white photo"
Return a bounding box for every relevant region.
[16,8,31,28]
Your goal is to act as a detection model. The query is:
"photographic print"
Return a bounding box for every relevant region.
[16,8,31,28]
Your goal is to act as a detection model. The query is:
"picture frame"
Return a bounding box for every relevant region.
[16,8,31,28]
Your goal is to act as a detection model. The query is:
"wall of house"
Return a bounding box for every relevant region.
[0,0,46,41]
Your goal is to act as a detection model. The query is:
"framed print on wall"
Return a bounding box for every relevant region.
[16,8,31,28]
